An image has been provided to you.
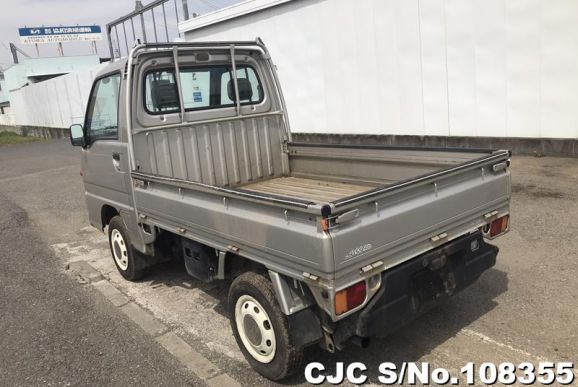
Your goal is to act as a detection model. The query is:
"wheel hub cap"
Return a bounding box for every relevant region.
[111,229,129,270]
[243,316,262,346]
[235,295,276,363]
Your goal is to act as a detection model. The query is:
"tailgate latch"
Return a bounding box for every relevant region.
[492,161,509,172]
[335,209,359,224]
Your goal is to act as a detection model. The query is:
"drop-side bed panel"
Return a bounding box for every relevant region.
[132,180,336,279]
[288,143,495,186]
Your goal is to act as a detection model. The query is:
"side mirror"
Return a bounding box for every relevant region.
[69,124,86,147]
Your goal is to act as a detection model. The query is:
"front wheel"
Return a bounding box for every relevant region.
[108,215,146,281]
[228,271,303,381]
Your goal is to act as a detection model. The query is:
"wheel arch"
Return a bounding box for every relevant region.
[101,204,119,230]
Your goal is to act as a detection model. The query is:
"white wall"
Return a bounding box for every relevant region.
[183,0,578,139]
[10,63,105,128]
[0,78,8,104]
[0,106,15,126]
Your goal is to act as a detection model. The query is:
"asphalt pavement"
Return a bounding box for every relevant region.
[0,141,200,386]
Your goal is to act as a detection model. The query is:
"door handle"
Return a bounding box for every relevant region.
[112,153,121,171]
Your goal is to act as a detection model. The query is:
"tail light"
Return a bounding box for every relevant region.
[484,214,509,238]
[335,281,367,315]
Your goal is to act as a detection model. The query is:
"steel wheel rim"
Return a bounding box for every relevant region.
[235,295,276,363]
[111,229,129,270]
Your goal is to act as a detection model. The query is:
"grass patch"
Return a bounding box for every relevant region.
[0,132,41,145]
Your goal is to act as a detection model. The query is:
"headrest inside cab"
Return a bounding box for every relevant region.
[227,78,253,102]
[150,79,179,110]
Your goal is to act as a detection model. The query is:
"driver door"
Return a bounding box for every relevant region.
[81,73,131,228]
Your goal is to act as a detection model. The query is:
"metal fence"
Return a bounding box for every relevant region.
[106,0,235,60]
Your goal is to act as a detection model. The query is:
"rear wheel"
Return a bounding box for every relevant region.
[108,216,146,281]
[228,271,302,380]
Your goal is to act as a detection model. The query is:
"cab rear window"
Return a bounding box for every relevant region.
[144,65,263,114]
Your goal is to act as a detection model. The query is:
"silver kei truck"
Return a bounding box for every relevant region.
[69,40,511,380]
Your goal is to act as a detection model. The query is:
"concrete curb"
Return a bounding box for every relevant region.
[156,332,221,380]
[120,302,169,337]
[2,123,576,157]
[92,280,129,307]
[67,261,103,284]
[206,373,242,387]
[68,259,241,387]
[0,124,68,139]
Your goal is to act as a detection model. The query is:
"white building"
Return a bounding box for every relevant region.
[180,0,578,141]
[0,71,13,125]
[1,55,103,128]
[0,72,8,111]
[3,55,100,99]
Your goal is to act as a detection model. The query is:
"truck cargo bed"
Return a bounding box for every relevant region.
[241,176,375,203]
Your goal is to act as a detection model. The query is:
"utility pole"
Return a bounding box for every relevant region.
[10,44,19,64]
[135,1,147,43]
[9,43,31,64]
[182,0,190,20]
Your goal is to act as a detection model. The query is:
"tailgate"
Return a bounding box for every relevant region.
[329,151,510,282]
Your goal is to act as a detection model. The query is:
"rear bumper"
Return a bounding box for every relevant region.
[333,231,498,345]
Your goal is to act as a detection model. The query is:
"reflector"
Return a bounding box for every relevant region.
[346,281,367,309]
[335,281,367,315]
[489,215,509,237]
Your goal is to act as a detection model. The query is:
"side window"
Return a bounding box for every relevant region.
[143,65,263,114]
[85,74,121,141]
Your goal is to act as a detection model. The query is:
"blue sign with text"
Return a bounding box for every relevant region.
[18,25,102,44]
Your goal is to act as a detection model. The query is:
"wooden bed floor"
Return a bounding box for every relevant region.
[240,176,372,203]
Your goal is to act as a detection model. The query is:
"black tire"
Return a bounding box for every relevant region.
[108,215,146,281]
[228,271,303,381]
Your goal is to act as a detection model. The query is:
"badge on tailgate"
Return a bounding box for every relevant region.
[345,243,373,260]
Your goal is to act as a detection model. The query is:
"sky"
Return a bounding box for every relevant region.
[0,0,241,70]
